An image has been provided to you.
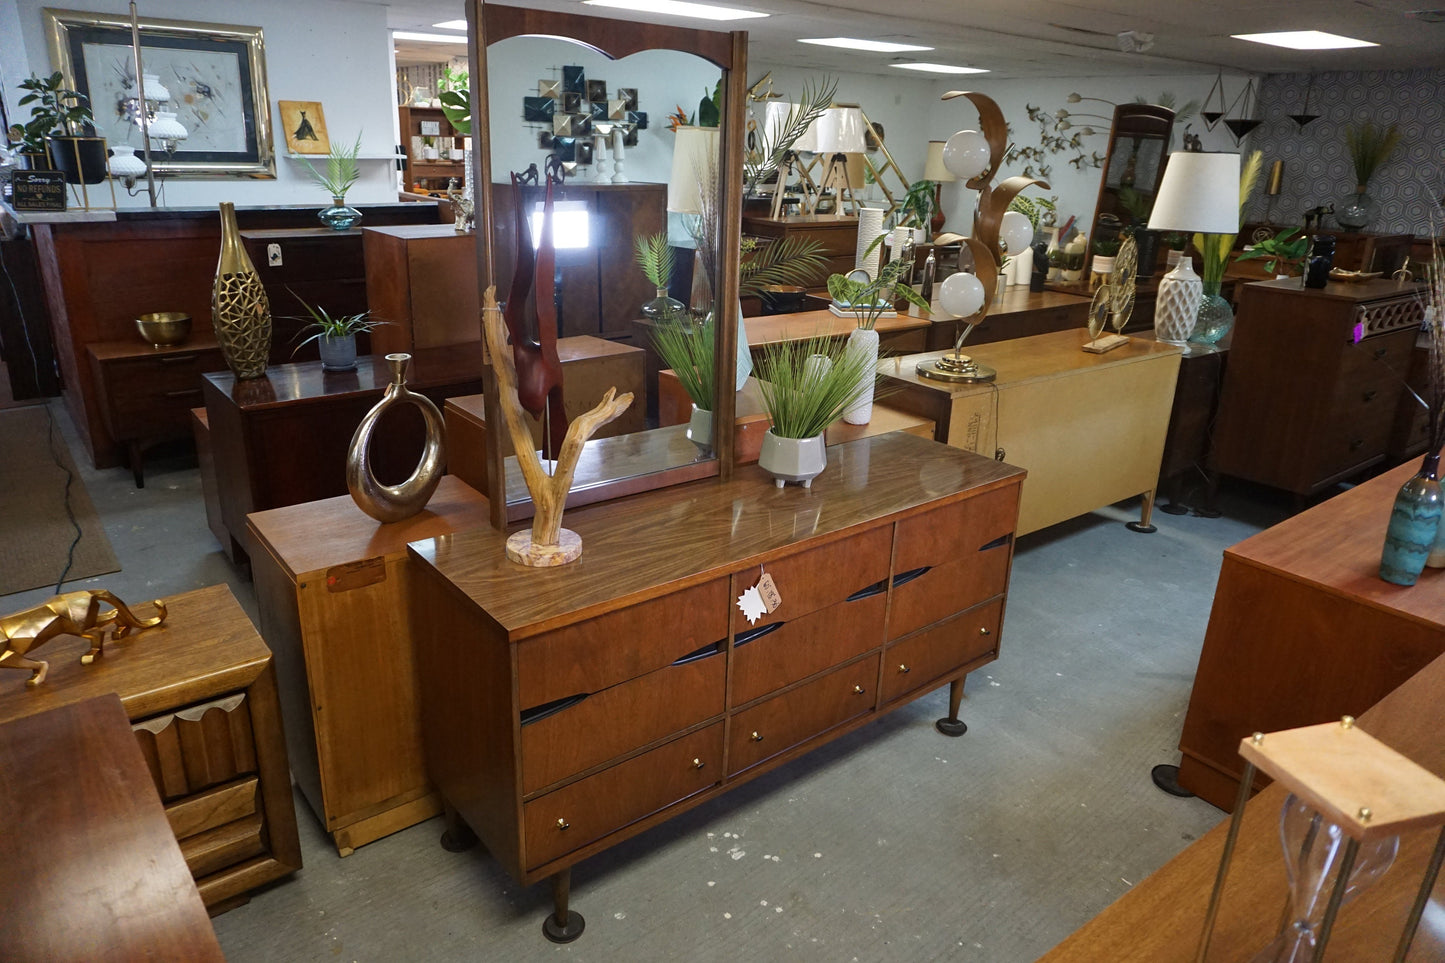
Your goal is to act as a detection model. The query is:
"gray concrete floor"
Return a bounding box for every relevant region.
[3,400,1297,962]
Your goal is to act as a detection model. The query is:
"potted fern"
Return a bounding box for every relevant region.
[754,334,876,488]
[291,295,389,371]
[1338,123,1401,231]
[826,254,928,425]
[301,132,363,230]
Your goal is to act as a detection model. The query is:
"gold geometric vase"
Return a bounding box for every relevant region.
[211,201,271,379]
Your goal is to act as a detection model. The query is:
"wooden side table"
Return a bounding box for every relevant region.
[0,694,225,962]
[0,584,301,911]
[247,476,491,855]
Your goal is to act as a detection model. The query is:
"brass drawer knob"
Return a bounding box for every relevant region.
[556,818,569,830]
[693,758,705,769]
[898,664,910,673]
[750,731,764,742]
[853,684,865,694]
[979,626,991,636]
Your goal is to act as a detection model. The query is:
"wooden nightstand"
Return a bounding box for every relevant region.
[0,584,301,913]
[87,337,227,487]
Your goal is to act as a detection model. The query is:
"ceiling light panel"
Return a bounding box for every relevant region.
[891,63,989,74]
[798,37,933,53]
[432,20,468,30]
[1230,30,1377,50]
[393,31,469,43]
[582,0,768,21]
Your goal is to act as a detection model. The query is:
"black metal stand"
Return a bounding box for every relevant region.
[542,870,585,943]
[439,802,478,852]
[935,678,969,736]
[1150,763,1196,798]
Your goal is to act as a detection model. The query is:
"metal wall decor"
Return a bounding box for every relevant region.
[45,8,275,178]
[345,353,447,523]
[522,66,647,166]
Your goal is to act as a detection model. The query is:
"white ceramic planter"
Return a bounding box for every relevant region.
[842,326,879,425]
[686,405,713,449]
[1092,255,1115,277]
[759,430,827,489]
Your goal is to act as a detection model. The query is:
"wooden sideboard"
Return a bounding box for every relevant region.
[1210,278,1426,498]
[882,330,1182,536]
[1174,458,1445,810]
[240,227,374,366]
[0,584,301,911]
[1040,648,1445,962]
[408,432,1025,938]
[248,476,490,855]
[0,695,225,962]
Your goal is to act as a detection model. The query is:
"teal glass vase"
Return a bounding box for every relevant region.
[318,196,362,231]
[1189,279,1233,345]
[1379,453,1442,586]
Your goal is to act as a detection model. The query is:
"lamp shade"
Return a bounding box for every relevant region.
[1147,152,1241,235]
[792,113,822,154]
[147,110,188,143]
[816,106,867,154]
[923,140,955,183]
[668,125,719,214]
[942,128,990,181]
[763,100,797,147]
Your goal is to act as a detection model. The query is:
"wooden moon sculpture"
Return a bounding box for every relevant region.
[482,286,633,566]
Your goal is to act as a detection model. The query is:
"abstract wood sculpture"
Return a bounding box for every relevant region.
[482,286,633,566]
[504,172,569,460]
[1,590,167,686]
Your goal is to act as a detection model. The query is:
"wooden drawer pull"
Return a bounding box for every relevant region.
[157,354,200,364]
[898,664,910,674]
[891,566,931,589]
[846,576,889,601]
[1349,439,1364,451]
[750,731,764,742]
[692,758,705,769]
[853,684,866,694]
[556,818,569,831]
[1362,389,1377,402]
[163,388,203,399]
[1373,346,1388,359]
[734,623,783,648]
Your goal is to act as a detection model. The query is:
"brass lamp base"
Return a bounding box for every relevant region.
[917,353,997,383]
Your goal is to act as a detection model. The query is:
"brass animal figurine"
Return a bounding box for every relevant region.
[1,590,167,686]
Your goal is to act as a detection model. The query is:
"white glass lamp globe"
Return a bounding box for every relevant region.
[107,145,147,177]
[999,210,1035,254]
[939,271,985,318]
[942,129,990,181]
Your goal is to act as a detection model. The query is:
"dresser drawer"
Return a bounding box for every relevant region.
[132,693,257,802]
[92,348,226,440]
[517,577,729,709]
[889,544,1010,641]
[523,723,722,870]
[164,776,259,841]
[882,600,1002,703]
[729,524,890,633]
[520,648,725,794]
[893,485,1019,574]
[728,654,879,776]
[732,592,885,705]
[181,812,266,879]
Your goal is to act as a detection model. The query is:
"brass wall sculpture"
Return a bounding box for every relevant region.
[1,590,167,686]
[345,352,447,523]
[211,201,272,379]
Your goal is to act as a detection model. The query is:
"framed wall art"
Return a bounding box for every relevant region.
[45,8,275,178]
[278,100,329,154]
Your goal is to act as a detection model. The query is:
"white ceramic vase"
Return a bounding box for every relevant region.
[686,405,713,449]
[1010,245,1034,285]
[842,326,879,425]
[759,430,827,489]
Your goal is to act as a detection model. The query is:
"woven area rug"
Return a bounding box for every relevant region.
[0,405,119,596]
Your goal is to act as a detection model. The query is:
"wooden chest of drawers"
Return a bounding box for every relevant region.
[408,432,1024,937]
[0,584,300,912]
[741,213,860,286]
[1210,278,1426,497]
[88,338,228,487]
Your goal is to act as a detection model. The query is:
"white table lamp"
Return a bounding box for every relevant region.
[1147,151,1239,345]
[667,125,718,215]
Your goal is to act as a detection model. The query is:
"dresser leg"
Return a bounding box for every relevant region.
[1125,489,1158,533]
[128,441,145,489]
[542,869,585,943]
[439,801,478,852]
[935,678,968,736]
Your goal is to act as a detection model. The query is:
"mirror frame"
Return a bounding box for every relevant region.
[466,0,746,529]
[1084,104,1175,280]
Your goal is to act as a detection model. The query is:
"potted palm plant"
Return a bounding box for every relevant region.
[18,72,105,183]
[291,296,389,371]
[634,231,685,321]
[1338,123,1401,231]
[754,334,876,488]
[648,309,716,448]
[301,132,363,230]
[826,254,928,425]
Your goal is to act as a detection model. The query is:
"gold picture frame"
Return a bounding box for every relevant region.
[45,7,275,179]
[278,100,329,155]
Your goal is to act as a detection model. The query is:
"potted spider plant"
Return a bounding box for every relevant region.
[753,334,876,488]
[301,132,363,230]
[291,295,389,371]
[827,253,928,425]
[19,72,106,183]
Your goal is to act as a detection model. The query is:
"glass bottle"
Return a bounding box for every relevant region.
[1189,279,1234,345]
[318,195,363,231]
[1380,452,1443,585]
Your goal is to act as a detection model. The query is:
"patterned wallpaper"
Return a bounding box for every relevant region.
[1242,68,1444,237]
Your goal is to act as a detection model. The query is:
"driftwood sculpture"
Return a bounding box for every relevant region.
[505,172,568,460]
[482,285,632,566]
[1,590,167,686]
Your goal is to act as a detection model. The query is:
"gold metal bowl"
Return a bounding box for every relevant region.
[135,312,192,347]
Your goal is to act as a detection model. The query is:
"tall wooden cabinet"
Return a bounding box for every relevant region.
[1210,278,1425,497]
[408,433,1025,936]
[399,106,465,192]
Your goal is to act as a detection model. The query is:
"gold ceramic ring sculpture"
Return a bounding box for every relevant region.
[346,353,447,522]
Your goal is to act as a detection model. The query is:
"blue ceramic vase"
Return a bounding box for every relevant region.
[1380,453,1442,586]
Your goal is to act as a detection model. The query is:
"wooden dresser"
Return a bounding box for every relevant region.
[408,432,1025,938]
[1210,278,1426,498]
[0,584,301,912]
[741,213,859,285]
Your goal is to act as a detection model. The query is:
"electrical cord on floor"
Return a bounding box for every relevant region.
[46,404,82,593]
